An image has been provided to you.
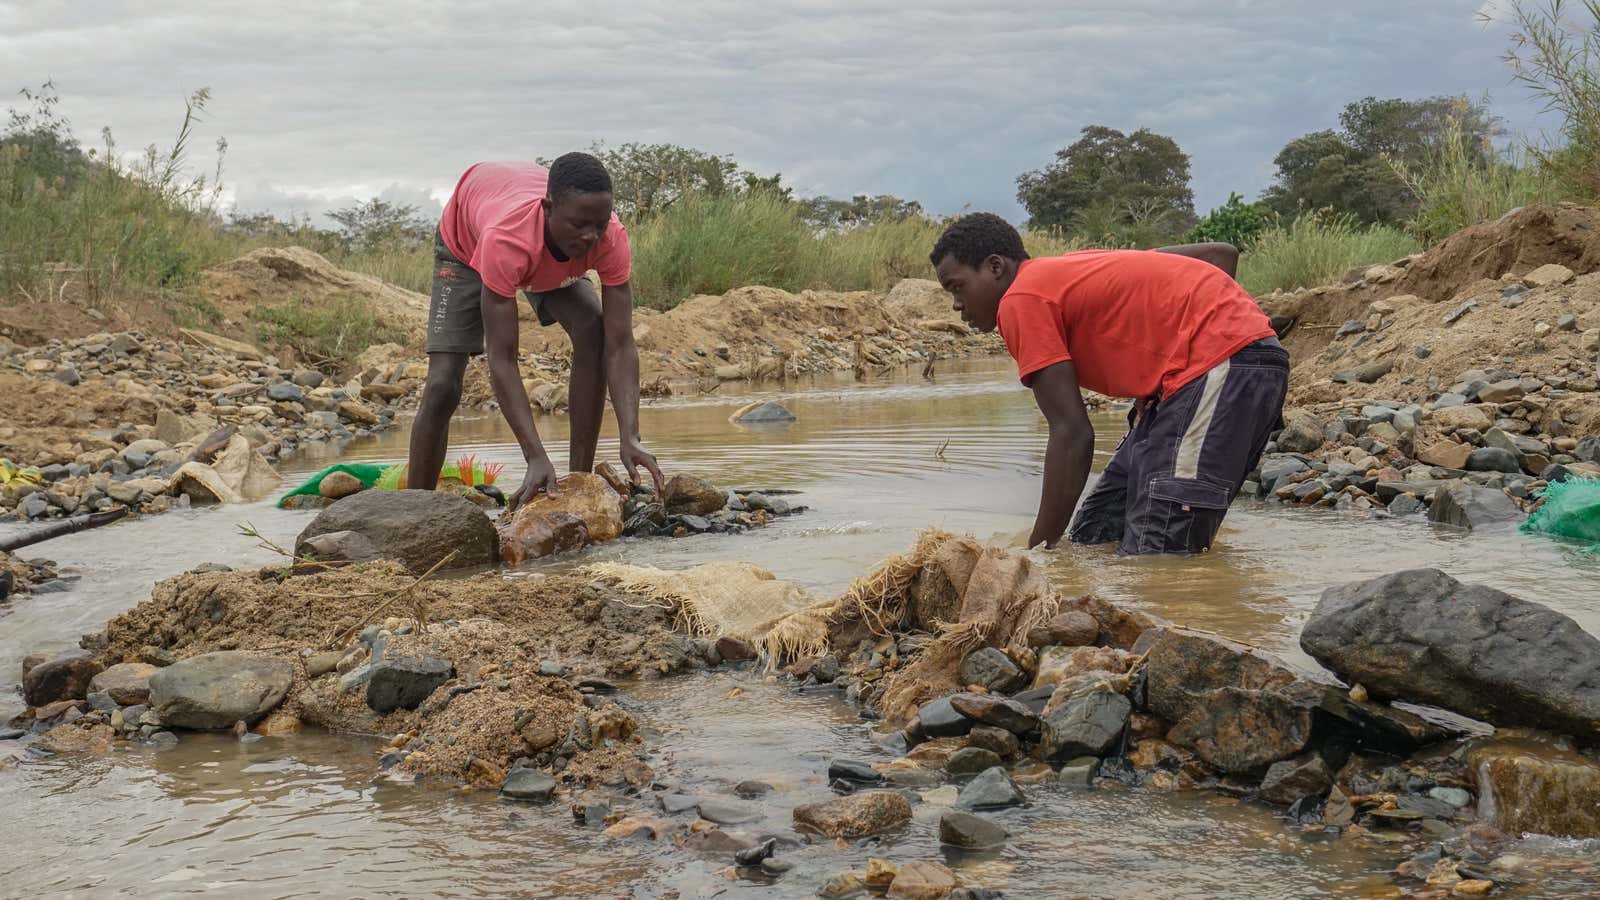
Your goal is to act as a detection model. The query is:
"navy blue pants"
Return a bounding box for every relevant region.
[1068,337,1289,555]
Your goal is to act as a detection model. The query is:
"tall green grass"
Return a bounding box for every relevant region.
[1395,115,1554,245]
[1237,210,1420,296]
[254,295,407,371]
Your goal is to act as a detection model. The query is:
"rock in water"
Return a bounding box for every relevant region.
[1039,689,1131,761]
[22,651,104,707]
[1302,569,1600,743]
[957,647,1026,693]
[505,472,624,543]
[1143,628,1321,772]
[1259,753,1334,806]
[914,695,973,739]
[729,401,797,424]
[88,662,158,706]
[366,656,453,713]
[500,768,557,801]
[887,861,957,899]
[793,791,913,838]
[662,474,727,516]
[949,693,1039,735]
[1428,482,1523,530]
[1468,740,1600,838]
[1026,610,1100,649]
[938,810,1008,849]
[295,489,499,573]
[148,652,293,729]
[955,766,1023,809]
[946,747,1003,776]
[498,511,590,564]
[318,470,365,499]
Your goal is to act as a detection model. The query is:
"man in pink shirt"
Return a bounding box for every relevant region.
[409,152,664,507]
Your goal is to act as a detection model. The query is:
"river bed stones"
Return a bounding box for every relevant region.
[948,692,1038,735]
[365,655,453,713]
[148,651,293,729]
[1259,753,1335,806]
[88,662,158,705]
[500,768,557,801]
[729,401,797,424]
[1302,569,1600,743]
[1468,740,1600,838]
[937,810,1008,849]
[956,647,1025,693]
[1039,689,1131,761]
[954,766,1023,809]
[793,791,913,838]
[1427,482,1523,530]
[22,651,103,707]
[296,489,498,573]
[662,474,727,517]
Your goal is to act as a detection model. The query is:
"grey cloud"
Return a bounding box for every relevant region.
[1,0,1552,223]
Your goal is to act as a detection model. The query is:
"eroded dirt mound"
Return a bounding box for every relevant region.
[201,246,428,340]
[96,562,710,786]
[1259,204,1600,411]
[512,278,1002,389]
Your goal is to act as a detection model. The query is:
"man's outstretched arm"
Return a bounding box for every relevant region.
[1028,361,1096,549]
[599,281,665,495]
[1155,241,1240,280]
[482,290,557,507]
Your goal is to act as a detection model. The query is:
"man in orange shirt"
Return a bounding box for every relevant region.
[410,153,664,509]
[930,213,1287,555]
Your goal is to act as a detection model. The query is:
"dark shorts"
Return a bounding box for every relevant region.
[1068,337,1290,555]
[425,229,564,355]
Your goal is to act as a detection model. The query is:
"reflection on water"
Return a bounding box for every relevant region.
[4,358,1599,896]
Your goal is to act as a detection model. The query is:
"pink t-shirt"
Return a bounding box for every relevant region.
[438,161,631,298]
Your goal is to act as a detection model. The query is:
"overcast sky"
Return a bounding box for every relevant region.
[0,1,1552,226]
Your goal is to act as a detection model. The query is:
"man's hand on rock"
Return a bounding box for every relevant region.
[508,455,559,511]
[621,438,665,497]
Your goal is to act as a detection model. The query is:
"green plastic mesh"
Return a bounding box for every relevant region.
[1520,477,1600,550]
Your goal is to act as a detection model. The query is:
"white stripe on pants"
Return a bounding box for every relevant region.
[1173,359,1230,480]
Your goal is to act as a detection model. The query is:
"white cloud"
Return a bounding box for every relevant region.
[0,0,1555,222]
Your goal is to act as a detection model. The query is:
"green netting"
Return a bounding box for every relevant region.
[276,463,399,507]
[1520,477,1600,550]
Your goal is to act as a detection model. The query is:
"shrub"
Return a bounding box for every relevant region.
[253,295,407,371]
[1238,209,1420,296]
[1187,192,1274,248]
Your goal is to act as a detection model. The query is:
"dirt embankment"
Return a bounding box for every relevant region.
[1265,204,1600,420]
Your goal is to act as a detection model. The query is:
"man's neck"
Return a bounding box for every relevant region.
[543,221,570,262]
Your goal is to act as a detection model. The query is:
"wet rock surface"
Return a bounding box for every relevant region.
[792,791,913,838]
[148,651,293,730]
[1303,569,1600,743]
[22,651,104,707]
[296,490,498,573]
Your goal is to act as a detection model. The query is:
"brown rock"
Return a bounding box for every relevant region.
[505,472,624,543]
[865,858,899,890]
[337,399,379,426]
[714,636,758,662]
[793,791,913,838]
[662,474,727,516]
[593,461,631,496]
[318,470,365,499]
[258,709,302,736]
[1060,594,1166,649]
[89,662,158,705]
[1127,739,1190,770]
[1468,740,1600,838]
[1417,440,1472,470]
[23,651,104,707]
[39,723,115,755]
[1033,645,1132,690]
[1258,753,1334,806]
[498,510,590,564]
[1431,405,1493,433]
[1027,610,1100,649]
[887,861,956,899]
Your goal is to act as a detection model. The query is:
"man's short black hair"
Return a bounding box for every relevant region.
[549,151,613,203]
[929,212,1029,268]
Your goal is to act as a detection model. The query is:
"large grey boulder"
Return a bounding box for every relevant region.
[1039,690,1130,761]
[294,489,497,573]
[1301,569,1600,743]
[149,652,293,729]
[1428,482,1523,530]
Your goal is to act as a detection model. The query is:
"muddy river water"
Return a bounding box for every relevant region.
[4,359,1599,897]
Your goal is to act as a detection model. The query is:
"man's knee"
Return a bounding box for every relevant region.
[555,285,604,351]
[421,355,467,410]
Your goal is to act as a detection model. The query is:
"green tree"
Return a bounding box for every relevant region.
[800,193,925,229]
[1188,192,1274,248]
[326,198,429,253]
[1015,126,1196,242]
[1262,95,1498,224]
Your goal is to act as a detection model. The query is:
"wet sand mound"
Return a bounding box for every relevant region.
[96,563,713,785]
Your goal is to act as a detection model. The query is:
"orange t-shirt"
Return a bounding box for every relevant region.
[439,161,631,298]
[996,250,1275,399]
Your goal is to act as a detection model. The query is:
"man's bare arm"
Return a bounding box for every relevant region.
[483,290,557,506]
[1155,242,1240,280]
[599,281,665,494]
[1028,361,1096,549]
